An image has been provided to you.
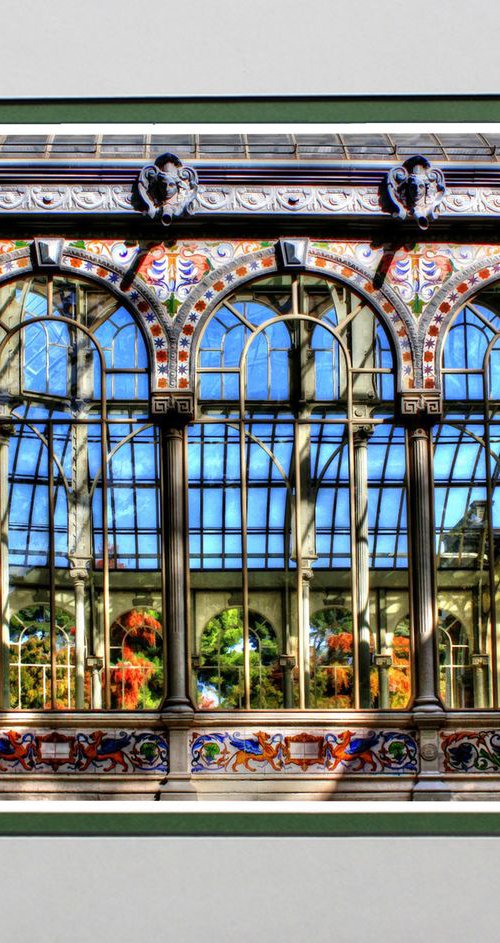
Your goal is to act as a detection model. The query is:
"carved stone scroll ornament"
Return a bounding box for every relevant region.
[137,152,198,225]
[386,156,446,230]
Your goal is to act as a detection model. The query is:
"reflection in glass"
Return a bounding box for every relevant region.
[196,607,282,709]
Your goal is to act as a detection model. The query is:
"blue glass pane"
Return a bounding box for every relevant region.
[246,334,269,398]
[270,350,289,399]
[224,323,247,367]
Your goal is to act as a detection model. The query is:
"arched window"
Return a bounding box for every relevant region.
[0,274,162,711]
[436,292,500,708]
[9,605,75,710]
[110,607,163,709]
[190,273,410,710]
[438,609,473,709]
[195,607,281,709]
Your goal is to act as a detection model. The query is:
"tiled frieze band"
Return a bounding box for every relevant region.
[0,729,168,774]
[191,729,418,775]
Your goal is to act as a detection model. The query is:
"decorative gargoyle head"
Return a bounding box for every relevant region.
[386,155,446,229]
[137,152,198,225]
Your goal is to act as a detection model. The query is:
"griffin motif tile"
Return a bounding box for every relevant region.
[0,729,168,774]
[191,729,418,774]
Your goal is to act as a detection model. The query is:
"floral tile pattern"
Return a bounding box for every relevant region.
[67,239,272,312]
[0,729,168,774]
[441,730,500,773]
[191,729,418,774]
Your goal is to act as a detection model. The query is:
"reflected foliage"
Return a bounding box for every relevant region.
[9,605,75,709]
[110,609,163,709]
[197,607,283,709]
[310,607,355,708]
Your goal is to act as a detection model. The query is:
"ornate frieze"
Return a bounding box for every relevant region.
[191,729,418,774]
[0,235,498,395]
[1,165,500,221]
[0,729,168,774]
[62,238,499,321]
[441,730,500,773]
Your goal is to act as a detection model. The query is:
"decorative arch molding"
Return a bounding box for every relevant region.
[174,243,417,390]
[0,242,174,393]
[421,253,500,389]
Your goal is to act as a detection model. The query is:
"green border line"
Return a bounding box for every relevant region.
[0,812,499,836]
[1,96,500,123]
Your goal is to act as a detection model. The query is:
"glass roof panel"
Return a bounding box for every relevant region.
[0,133,498,162]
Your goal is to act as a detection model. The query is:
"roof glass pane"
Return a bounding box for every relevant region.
[101,135,144,156]
[1,136,48,154]
[150,135,195,158]
[199,135,245,156]
[247,134,295,155]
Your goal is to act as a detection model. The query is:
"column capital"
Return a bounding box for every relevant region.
[398,390,442,424]
[352,404,375,444]
[0,421,15,442]
[69,558,91,583]
[150,391,194,426]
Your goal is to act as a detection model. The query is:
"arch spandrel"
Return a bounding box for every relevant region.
[175,243,418,392]
[0,243,173,395]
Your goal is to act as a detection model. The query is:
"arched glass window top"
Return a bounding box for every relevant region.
[190,274,411,711]
[436,289,500,709]
[0,275,162,711]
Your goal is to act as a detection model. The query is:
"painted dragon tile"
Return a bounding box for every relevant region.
[0,729,168,774]
[191,729,418,775]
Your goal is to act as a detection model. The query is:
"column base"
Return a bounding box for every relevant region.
[157,775,198,801]
[412,775,453,801]
[412,697,444,715]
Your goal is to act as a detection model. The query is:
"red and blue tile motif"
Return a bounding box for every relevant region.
[441,730,500,773]
[191,729,417,774]
[0,729,168,774]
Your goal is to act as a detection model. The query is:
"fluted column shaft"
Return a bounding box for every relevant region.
[160,419,192,712]
[354,427,372,709]
[407,423,442,713]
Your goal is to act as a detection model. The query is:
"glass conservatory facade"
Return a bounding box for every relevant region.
[0,132,499,798]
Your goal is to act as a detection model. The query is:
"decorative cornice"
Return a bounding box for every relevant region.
[1,163,500,219]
